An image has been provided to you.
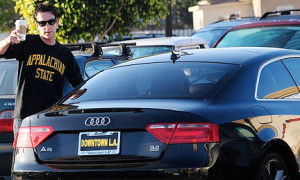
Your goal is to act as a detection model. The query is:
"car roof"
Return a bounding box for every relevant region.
[230,18,300,30]
[111,36,209,50]
[229,11,300,30]
[259,9,300,20]
[261,14,300,21]
[117,47,300,67]
[199,18,258,29]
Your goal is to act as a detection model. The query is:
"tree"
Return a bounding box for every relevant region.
[14,0,170,43]
[172,0,197,29]
[0,0,20,32]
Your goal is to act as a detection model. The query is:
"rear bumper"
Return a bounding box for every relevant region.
[12,143,220,180]
[12,168,210,180]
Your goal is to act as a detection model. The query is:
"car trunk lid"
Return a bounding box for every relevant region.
[26,99,205,164]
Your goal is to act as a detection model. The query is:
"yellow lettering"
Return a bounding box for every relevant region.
[35,68,54,82]
[60,63,65,75]
[47,56,52,68]
[48,71,54,81]
[81,140,86,147]
[101,139,108,146]
[46,56,49,67]
[91,139,95,147]
[37,54,42,65]
[26,55,32,66]
[42,69,48,80]
[32,54,37,65]
[53,58,58,69]
[35,68,41,79]
[58,61,62,75]
[38,54,45,66]
[81,138,115,148]
[109,138,118,146]
[87,139,92,147]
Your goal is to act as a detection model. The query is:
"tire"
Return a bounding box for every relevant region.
[255,152,291,180]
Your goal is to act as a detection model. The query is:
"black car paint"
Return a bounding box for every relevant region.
[0,59,17,178]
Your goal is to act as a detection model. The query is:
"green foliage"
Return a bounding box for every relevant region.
[14,0,170,43]
[0,0,20,32]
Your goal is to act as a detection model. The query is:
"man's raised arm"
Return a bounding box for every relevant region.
[0,29,21,55]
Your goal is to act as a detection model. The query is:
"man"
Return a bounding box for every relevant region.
[0,3,83,134]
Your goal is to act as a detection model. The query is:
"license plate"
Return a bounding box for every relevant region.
[78,131,120,156]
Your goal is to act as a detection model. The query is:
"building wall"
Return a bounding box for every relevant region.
[192,9,204,31]
[189,0,300,31]
[189,1,253,30]
[252,0,262,17]
[260,0,300,13]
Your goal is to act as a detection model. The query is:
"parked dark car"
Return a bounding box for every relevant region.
[12,47,300,180]
[214,9,300,50]
[190,18,257,47]
[108,32,166,42]
[0,58,18,179]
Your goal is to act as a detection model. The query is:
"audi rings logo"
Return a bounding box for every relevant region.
[84,116,111,126]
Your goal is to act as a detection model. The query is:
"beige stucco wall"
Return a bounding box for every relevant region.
[253,0,300,17]
[252,0,261,17]
[189,1,253,30]
[189,0,300,31]
[261,0,300,14]
[190,9,204,31]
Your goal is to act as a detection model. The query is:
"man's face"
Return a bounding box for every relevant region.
[35,11,59,40]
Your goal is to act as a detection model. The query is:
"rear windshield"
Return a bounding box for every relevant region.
[216,26,300,50]
[129,46,173,59]
[63,62,238,103]
[0,60,18,95]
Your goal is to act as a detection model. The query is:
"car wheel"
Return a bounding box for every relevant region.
[256,152,290,180]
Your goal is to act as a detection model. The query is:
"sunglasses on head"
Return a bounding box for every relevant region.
[37,18,56,27]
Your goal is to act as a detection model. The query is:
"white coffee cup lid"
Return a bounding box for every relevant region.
[16,19,27,26]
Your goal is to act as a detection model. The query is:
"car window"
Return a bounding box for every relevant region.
[102,46,122,56]
[282,58,300,92]
[191,28,228,47]
[85,60,115,79]
[0,61,18,95]
[64,62,238,103]
[216,26,300,50]
[257,60,299,99]
[130,46,173,59]
[63,59,116,96]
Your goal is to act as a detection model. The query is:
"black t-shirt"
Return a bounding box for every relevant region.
[0,34,83,119]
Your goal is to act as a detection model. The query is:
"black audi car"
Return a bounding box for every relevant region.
[12,47,300,180]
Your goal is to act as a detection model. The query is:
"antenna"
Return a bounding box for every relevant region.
[170,50,180,64]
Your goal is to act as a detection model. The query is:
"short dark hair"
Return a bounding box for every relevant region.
[34,3,59,21]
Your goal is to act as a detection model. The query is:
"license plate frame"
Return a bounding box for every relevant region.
[78,131,120,156]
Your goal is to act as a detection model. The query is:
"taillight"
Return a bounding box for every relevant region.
[146,123,219,144]
[0,110,14,133]
[13,126,53,148]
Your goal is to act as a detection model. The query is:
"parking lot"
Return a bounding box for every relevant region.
[1,1,300,180]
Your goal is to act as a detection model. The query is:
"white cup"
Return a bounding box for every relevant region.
[15,20,27,41]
